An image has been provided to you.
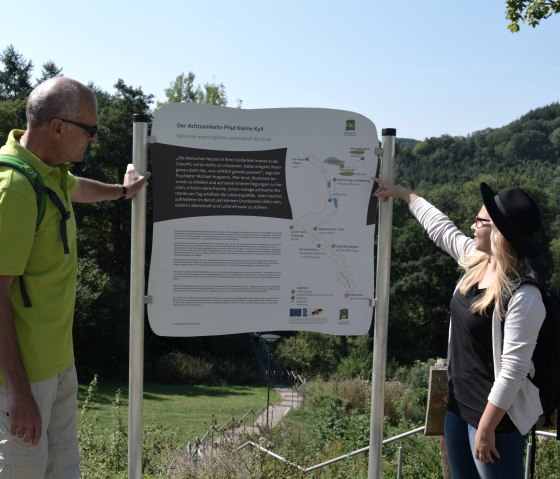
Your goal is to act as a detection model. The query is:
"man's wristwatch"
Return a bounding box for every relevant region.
[117,184,127,200]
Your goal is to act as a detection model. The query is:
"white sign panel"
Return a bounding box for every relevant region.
[147,103,379,336]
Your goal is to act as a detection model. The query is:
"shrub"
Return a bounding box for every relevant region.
[149,351,215,384]
[145,351,259,385]
[384,418,444,479]
[384,380,418,426]
[389,358,435,423]
[334,378,370,412]
[79,376,179,478]
[533,436,560,479]
[77,366,559,478]
[275,332,341,379]
[335,354,371,380]
[214,358,258,385]
[334,335,373,380]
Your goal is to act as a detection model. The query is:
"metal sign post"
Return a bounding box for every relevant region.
[368,128,396,479]
[128,114,150,479]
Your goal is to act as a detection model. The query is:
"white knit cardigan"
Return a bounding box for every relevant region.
[409,197,545,435]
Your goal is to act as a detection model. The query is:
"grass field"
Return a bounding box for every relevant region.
[78,381,277,447]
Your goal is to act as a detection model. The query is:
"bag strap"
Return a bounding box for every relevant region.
[502,277,543,318]
[530,425,536,479]
[1,154,71,307]
[0,154,70,253]
[0,154,46,226]
[36,184,71,254]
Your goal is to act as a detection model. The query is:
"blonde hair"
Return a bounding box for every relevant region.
[458,224,530,318]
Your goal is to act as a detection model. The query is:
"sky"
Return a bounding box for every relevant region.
[1,0,559,140]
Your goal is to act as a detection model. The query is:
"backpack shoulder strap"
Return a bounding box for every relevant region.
[0,153,46,227]
[507,276,546,304]
[0,154,70,308]
[515,275,541,289]
[530,425,537,479]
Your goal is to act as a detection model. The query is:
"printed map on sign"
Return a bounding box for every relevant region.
[147,103,379,337]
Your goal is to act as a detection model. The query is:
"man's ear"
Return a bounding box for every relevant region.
[50,118,64,137]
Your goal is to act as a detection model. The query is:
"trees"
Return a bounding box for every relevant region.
[160,72,228,107]
[0,47,249,381]
[2,45,560,381]
[396,104,560,189]
[0,47,64,139]
[0,98,26,141]
[35,60,63,84]
[275,332,342,378]
[162,72,198,104]
[0,46,32,142]
[71,79,155,380]
[506,0,560,31]
[0,45,33,101]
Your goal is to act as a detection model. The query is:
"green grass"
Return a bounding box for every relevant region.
[78,381,278,447]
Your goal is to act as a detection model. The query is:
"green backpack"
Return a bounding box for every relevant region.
[0,154,71,306]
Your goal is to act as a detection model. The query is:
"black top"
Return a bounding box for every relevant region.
[447,285,517,432]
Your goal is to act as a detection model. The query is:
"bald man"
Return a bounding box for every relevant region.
[0,77,150,478]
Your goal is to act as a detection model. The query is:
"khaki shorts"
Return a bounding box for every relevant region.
[0,365,80,479]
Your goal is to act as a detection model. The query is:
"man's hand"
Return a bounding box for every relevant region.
[0,275,42,446]
[122,164,151,199]
[8,389,42,446]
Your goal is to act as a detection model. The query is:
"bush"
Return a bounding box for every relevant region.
[148,351,215,384]
[145,351,259,385]
[79,376,179,478]
[269,378,439,478]
[334,378,370,412]
[335,354,371,380]
[383,418,444,479]
[78,371,560,479]
[214,358,258,385]
[383,380,418,426]
[162,445,261,479]
[389,358,434,423]
[334,335,373,380]
[275,332,341,379]
[533,436,560,479]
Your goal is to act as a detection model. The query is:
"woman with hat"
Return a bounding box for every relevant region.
[374,179,545,479]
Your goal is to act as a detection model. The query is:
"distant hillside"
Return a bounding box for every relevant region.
[395,103,560,188]
[396,138,419,150]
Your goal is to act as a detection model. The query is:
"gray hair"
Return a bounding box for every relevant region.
[26,77,92,127]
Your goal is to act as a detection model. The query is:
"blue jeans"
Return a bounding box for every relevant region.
[444,410,526,479]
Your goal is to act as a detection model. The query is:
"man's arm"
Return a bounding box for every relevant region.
[0,276,42,446]
[70,164,150,203]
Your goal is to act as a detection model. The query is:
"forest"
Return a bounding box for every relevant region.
[1,44,559,384]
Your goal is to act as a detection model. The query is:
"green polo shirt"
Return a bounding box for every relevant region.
[0,130,78,383]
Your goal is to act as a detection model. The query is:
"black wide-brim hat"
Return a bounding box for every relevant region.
[480,182,541,258]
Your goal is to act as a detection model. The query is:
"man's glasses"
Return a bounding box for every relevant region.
[52,117,98,137]
[475,217,491,228]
